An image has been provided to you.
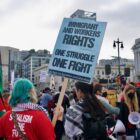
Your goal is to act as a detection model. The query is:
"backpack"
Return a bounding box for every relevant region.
[82,112,109,140]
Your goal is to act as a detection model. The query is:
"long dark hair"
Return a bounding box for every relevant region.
[75,81,106,119]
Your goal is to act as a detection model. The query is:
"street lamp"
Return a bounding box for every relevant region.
[113,38,124,76]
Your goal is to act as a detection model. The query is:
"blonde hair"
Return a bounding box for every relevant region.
[124,85,139,112]
[29,88,38,103]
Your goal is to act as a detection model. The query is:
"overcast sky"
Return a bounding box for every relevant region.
[0,0,140,60]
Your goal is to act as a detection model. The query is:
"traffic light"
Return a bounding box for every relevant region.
[105,64,111,75]
[124,68,130,77]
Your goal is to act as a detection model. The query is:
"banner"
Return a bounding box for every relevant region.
[48,18,107,83]
[107,90,117,107]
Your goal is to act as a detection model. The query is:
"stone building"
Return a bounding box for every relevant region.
[132,38,140,81]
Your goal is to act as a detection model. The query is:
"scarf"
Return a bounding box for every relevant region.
[13,102,50,119]
[65,101,84,139]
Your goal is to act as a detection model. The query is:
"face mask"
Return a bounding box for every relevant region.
[102,92,107,97]
[127,92,135,99]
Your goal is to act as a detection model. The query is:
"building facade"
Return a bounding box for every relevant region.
[94,65,134,83]
[99,57,134,67]
[0,46,21,89]
[94,57,135,84]
[22,50,51,82]
[33,64,62,92]
[132,38,140,81]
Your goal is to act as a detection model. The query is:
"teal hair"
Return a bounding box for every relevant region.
[9,78,34,107]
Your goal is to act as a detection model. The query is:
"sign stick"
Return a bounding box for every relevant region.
[52,77,68,127]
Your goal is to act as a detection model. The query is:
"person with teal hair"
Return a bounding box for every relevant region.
[0,78,57,140]
[9,78,37,106]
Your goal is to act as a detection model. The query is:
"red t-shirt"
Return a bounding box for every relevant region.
[0,110,56,140]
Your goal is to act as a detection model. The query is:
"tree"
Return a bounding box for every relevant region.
[29,49,35,54]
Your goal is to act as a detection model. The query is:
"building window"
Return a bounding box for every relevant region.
[102,71,104,75]
[97,70,100,75]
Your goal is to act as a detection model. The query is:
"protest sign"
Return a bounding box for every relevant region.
[50,16,107,126]
[48,17,107,83]
[39,71,48,83]
[107,90,117,107]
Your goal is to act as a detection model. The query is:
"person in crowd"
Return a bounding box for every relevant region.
[40,87,52,109]
[0,78,56,140]
[68,87,77,106]
[64,81,108,140]
[47,85,70,140]
[94,84,109,103]
[94,84,120,115]
[36,91,43,105]
[102,90,108,99]
[118,82,136,102]
[136,86,140,109]
[117,86,125,102]
[48,85,70,116]
[117,84,139,137]
[54,106,64,140]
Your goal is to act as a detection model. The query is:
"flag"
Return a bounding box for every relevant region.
[0,51,3,93]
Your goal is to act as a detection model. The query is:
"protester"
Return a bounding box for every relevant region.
[68,88,77,105]
[47,85,70,140]
[54,86,70,113]
[0,78,56,140]
[64,81,108,140]
[94,84,109,103]
[94,84,120,115]
[48,85,70,118]
[40,87,52,109]
[117,84,139,138]
[136,86,140,109]
[118,82,136,102]
[54,106,64,140]
[117,86,125,102]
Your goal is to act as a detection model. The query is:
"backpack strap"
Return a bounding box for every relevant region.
[11,112,28,140]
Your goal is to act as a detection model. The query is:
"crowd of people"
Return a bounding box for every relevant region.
[0,78,140,140]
